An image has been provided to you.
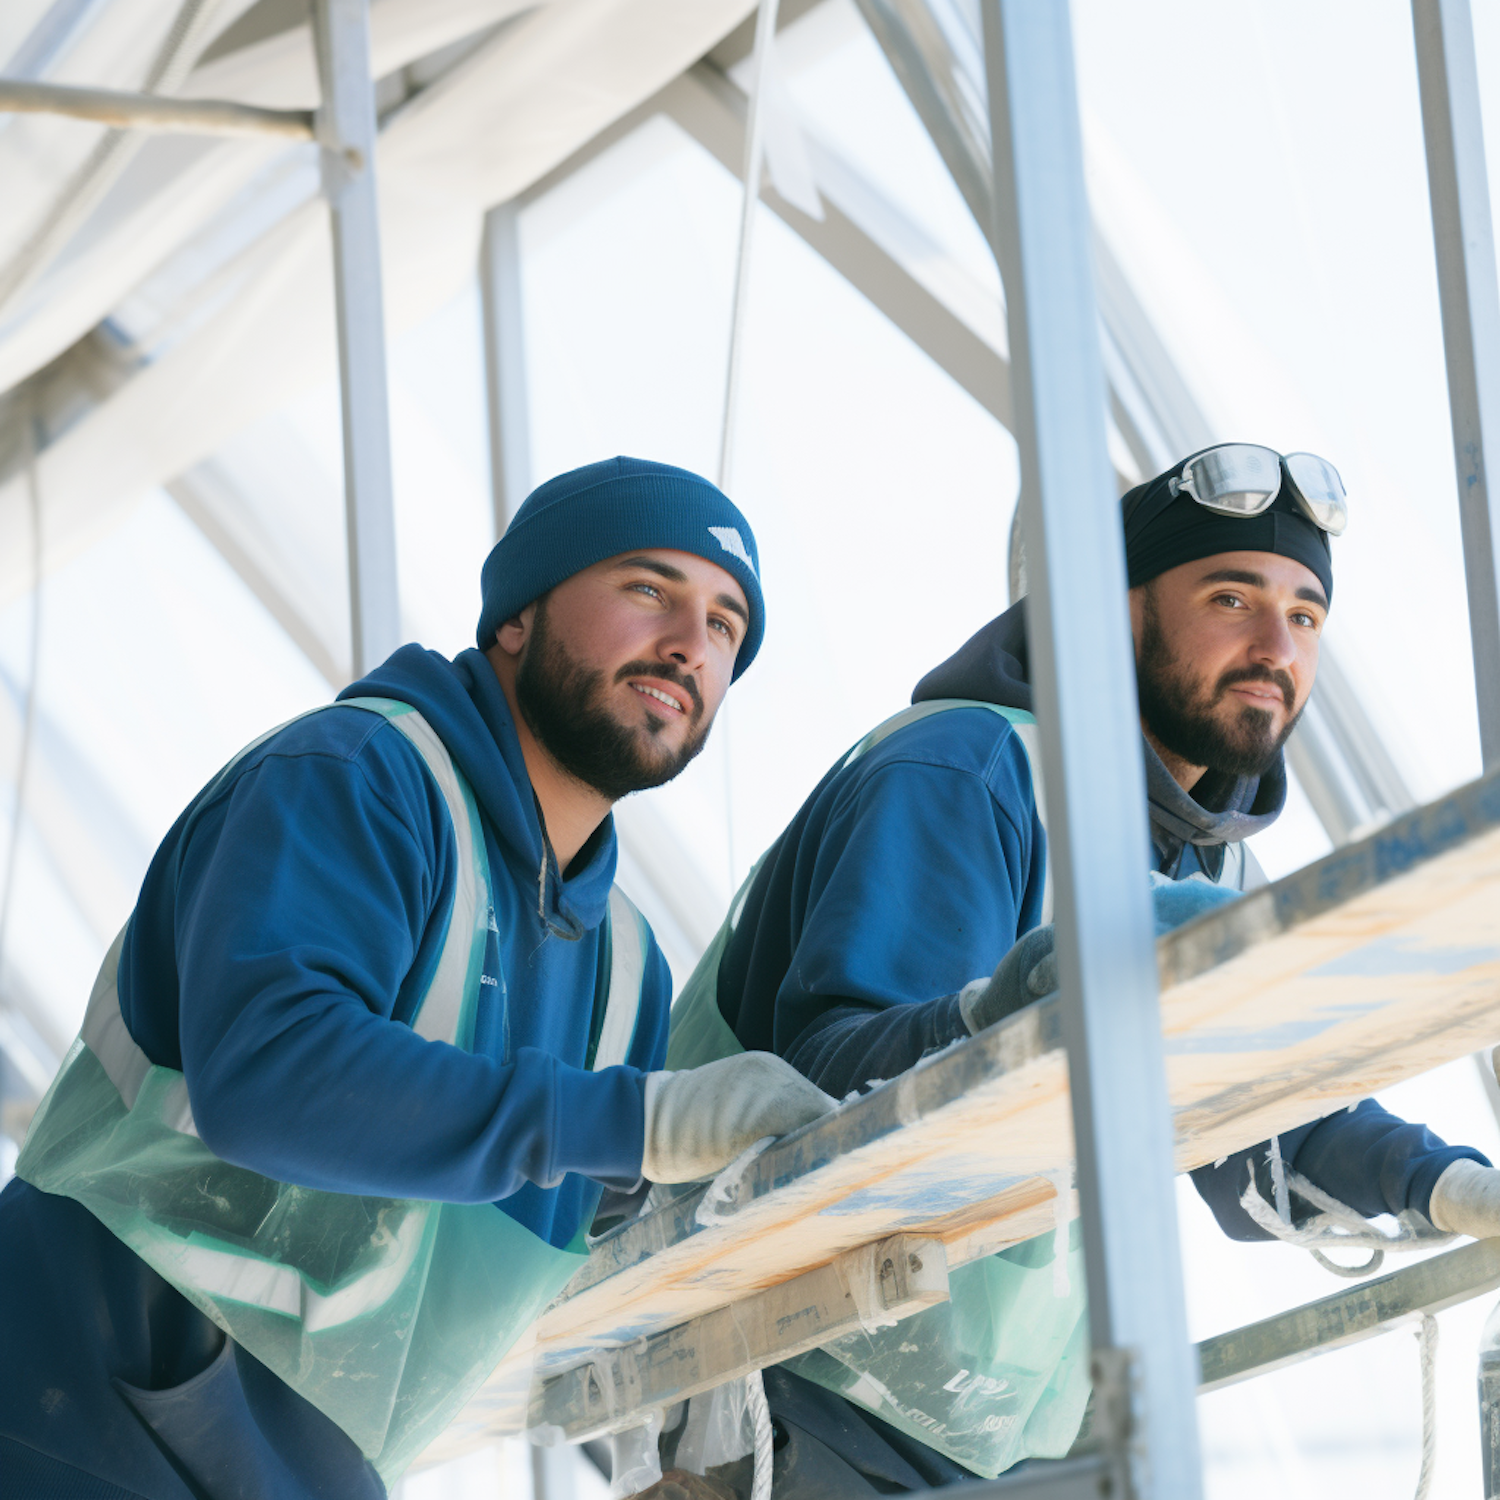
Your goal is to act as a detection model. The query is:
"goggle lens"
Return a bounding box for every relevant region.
[1181,444,1282,516]
[1283,451,1349,536]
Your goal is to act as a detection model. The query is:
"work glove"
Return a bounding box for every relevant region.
[960,874,1244,1037]
[1428,1159,1500,1239]
[1145,869,1242,931]
[959,923,1057,1036]
[642,1052,838,1184]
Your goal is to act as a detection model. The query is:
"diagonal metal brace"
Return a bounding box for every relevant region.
[532,1233,949,1442]
[0,79,315,139]
[1197,1236,1500,1391]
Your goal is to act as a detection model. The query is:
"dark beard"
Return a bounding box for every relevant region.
[1135,586,1302,778]
[514,598,711,801]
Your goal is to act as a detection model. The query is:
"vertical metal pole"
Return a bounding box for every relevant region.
[979,5,1202,1497]
[479,202,532,539]
[718,0,781,495]
[1481,1290,1500,1498]
[311,0,400,679]
[531,1444,577,1500]
[1413,0,1500,768]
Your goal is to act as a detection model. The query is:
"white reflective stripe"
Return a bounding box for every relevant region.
[841,699,1003,768]
[594,888,647,1071]
[160,1075,199,1137]
[301,1208,431,1331]
[1006,720,1053,926]
[152,1235,303,1318]
[381,710,486,1047]
[79,926,151,1109]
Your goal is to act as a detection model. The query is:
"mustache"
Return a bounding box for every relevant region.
[1215,665,1295,713]
[613,660,704,719]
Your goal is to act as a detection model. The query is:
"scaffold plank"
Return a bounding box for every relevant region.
[421,763,1500,1462]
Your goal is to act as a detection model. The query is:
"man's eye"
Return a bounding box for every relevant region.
[1213,593,1246,609]
[710,617,736,642]
[629,582,663,602]
[1291,610,1320,630]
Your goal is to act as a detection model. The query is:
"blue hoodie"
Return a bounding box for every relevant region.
[716,603,1484,1237]
[0,645,670,1498]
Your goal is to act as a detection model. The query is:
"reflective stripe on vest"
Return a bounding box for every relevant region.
[598,887,650,1069]
[17,696,650,1475]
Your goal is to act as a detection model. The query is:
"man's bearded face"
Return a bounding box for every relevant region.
[515,596,712,800]
[1135,583,1303,778]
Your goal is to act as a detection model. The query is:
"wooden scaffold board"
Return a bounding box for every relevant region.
[422,764,1500,1463]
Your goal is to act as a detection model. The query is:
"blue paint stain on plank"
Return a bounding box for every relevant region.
[823,1172,1031,1218]
[1165,1000,1382,1055]
[1307,936,1500,978]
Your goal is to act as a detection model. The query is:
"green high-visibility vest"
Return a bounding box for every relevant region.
[666,698,1241,1479]
[17,698,650,1483]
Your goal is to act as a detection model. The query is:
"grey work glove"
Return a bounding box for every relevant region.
[959,876,1248,1037]
[641,1052,838,1184]
[959,923,1057,1037]
[1428,1159,1500,1239]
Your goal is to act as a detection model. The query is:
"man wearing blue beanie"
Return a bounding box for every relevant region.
[0,455,832,1498]
[655,444,1500,1496]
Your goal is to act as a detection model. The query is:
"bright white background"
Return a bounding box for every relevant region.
[4,1,1500,1495]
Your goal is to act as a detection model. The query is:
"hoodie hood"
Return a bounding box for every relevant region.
[340,644,615,939]
[912,601,1285,865]
[912,599,1035,714]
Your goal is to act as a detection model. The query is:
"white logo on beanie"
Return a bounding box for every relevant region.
[708,526,756,576]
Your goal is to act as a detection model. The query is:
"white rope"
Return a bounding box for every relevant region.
[1414,1313,1439,1500]
[1242,1157,1450,1279]
[717,0,781,496]
[1269,1133,1292,1224]
[1251,1156,1442,1495]
[745,1368,774,1500]
[715,0,780,896]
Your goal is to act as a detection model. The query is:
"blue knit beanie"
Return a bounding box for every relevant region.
[476,456,765,678]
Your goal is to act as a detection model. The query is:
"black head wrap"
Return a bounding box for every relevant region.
[1121,449,1334,604]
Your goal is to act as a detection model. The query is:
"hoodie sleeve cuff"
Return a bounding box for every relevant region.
[548,1062,647,1187]
[1412,1145,1491,1221]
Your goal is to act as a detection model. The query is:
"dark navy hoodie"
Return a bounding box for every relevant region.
[0,645,670,1497]
[716,602,1484,1243]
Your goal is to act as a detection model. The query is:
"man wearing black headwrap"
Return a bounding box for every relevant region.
[649,449,1500,1497]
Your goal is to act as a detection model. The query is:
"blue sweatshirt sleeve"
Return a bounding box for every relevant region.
[776,733,1044,1096]
[170,732,647,1203]
[1189,1099,1490,1240]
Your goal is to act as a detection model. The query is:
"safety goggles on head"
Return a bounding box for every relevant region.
[1168,444,1348,536]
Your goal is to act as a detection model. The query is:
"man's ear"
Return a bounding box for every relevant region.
[494,603,536,661]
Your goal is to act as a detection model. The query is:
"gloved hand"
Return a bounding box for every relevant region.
[1428,1158,1500,1239]
[960,874,1245,1036]
[1147,870,1241,933]
[959,923,1056,1036]
[641,1052,838,1184]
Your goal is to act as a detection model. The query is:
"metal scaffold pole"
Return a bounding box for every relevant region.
[1413,0,1500,769]
[310,0,401,679]
[479,202,532,540]
[1412,5,1500,1486]
[978,3,1203,1496]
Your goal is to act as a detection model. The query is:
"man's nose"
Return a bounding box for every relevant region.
[658,609,710,672]
[1251,611,1297,668]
